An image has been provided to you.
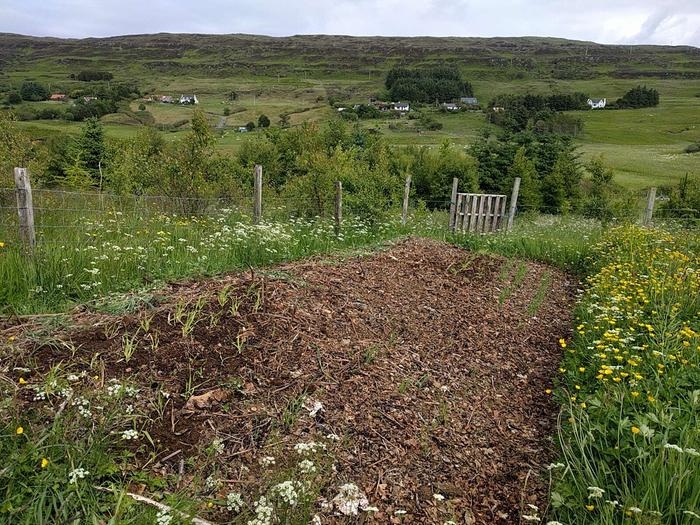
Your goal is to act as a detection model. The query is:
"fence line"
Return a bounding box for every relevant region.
[3,166,699,253]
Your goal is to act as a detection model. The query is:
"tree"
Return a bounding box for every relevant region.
[7,91,22,104]
[278,113,290,128]
[245,121,256,132]
[138,103,146,111]
[20,81,49,101]
[258,114,270,128]
[507,146,541,211]
[75,118,106,186]
[223,107,231,116]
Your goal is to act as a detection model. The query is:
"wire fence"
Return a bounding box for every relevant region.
[1,180,698,249]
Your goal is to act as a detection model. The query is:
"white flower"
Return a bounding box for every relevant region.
[546,522,565,525]
[156,509,172,525]
[587,486,605,498]
[68,468,89,484]
[664,443,684,453]
[212,438,225,455]
[247,496,275,525]
[260,456,276,467]
[294,441,327,455]
[271,480,302,507]
[394,510,407,515]
[332,483,369,516]
[205,475,220,491]
[628,507,643,514]
[364,506,379,512]
[326,433,340,441]
[299,459,316,474]
[523,516,541,523]
[311,515,322,525]
[121,429,139,440]
[433,493,445,501]
[226,492,244,513]
[684,448,699,457]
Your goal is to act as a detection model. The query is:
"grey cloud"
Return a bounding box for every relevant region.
[0,0,698,46]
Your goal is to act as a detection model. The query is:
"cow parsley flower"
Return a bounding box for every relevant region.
[68,468,89,484]
[587,486,605,499]
[247,496,275,525]
[332,483,369,516]
[299,459,316,474]
[260,456,276,467]
[226,492,244,513]
[121,429,139,440]
[155,510,172,525]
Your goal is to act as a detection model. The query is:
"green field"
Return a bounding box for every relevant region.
[2,33,699,188]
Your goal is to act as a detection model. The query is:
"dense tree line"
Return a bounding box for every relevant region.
[486,92,587,134]
[2,110,629,220]
[615,85,659,108]
[72,70,114,82]
[384,67,473,103]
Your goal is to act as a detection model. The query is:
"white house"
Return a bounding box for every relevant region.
[392,102,410,112]
[587,98,606,109]
[460,97,478,105]
[442,102,460,111]
[179,95,199,105]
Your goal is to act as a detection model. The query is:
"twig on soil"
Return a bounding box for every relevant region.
[94,486,216,525]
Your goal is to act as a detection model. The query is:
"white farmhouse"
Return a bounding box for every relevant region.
[179,95,199,105]
[392,102,410,112]
[587,98,606,109]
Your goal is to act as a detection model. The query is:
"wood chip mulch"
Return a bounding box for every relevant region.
[7,237,577,524]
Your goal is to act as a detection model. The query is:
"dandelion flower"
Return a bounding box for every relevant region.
[16,426,23,435]
[631,426,640,434]
[585,504,595,511]
[41,458,49,468]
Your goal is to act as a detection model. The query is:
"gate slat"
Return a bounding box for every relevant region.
[490,195,501,232]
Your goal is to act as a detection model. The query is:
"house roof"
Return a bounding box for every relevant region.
[589,98,605,103]
[461,97,478,103]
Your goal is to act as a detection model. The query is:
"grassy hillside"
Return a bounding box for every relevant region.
[1,33,699,189]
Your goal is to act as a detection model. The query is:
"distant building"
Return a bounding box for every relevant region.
[460,97,478,105]
[492,106,505,112]
[442,102,460,111]
[49,93,66,101]
[392,102,410,112]
[587,98,607,109]
[336,107,347,112]
[238,126,248,133]
[83,96,98,103]
[159,95,174,104]
[179,95,199,105]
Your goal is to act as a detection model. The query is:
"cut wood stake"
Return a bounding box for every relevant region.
[507,177,521,232]
[253,164,262,224]
[448,177,459,231]
[14,167,36,253]
[334,180,342,236]
[644,186,656,226]
[401,174,411,226]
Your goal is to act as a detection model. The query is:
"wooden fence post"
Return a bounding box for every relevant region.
[644,187,656,226]
[334,181,342,236]
[253,164,262,224]
[14,167,36,253]
[401,174,411,226]
[506,177,521,232]
[448,177,459,231]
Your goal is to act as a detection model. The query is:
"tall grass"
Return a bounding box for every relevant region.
[546,225,700,524]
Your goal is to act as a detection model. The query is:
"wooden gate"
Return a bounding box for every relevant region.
[452,193,507,233]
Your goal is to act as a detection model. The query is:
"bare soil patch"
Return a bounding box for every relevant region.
[5,238,576,524]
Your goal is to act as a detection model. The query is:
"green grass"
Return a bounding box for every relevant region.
[545,225,700,524]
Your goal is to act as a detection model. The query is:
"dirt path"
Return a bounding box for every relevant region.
[11,238,576,524]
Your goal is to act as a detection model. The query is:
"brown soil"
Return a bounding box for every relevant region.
[5,238,576,524]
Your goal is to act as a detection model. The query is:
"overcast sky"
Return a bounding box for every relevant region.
[1,0,699,47]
